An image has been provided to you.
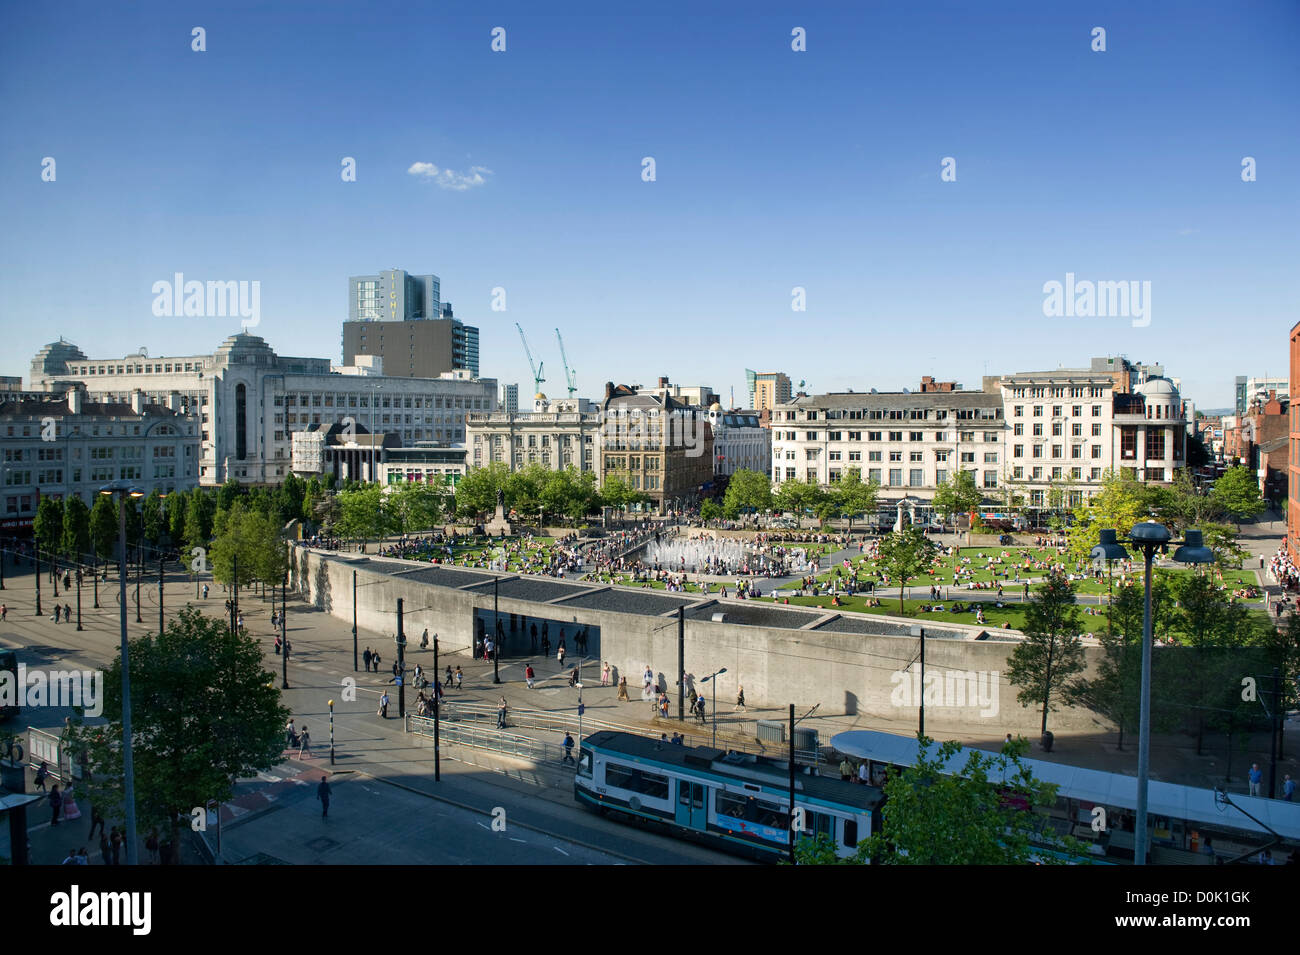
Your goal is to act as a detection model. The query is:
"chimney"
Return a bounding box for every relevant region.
[167,391,183,412]
[66,385,82,415]
[130,389,145,414]
[658,376,669,389]
[605,381,615,400]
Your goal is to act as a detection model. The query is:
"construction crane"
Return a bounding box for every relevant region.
[555,329,578,398]
[516,323,545,395]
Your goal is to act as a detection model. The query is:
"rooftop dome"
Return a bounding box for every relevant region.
[709,401,723,412]
[1137,376,1178,397]
[535,392,547,401]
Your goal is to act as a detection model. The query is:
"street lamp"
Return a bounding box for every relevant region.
[700,667,728,748]
[1092,524,1213,866]
[100,480,144,866]
[910,624,926,737]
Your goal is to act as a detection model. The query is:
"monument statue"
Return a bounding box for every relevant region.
[496,487,505,512]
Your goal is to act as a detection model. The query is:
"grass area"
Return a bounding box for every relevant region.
[763,593,1038,629]
[817,545,1263,599]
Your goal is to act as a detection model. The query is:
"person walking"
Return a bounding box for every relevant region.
[736,685,746,710]
[317,776,331,818]
[496,697,508,729]
[379,692,390,719]
[88,803,106,840]
[557,643,566,668]
[1249,763,1263,796]
[694,694,706,724]
[99,830,112,865]
[525,663,535,689]
[53,604,61,624]
[202,583,209,600]
[363,647,372,672]
[49,783,63,826]
[61,784,81,821]
[601,662,610,687]
[0,604,6,622]
[109,827,122,865]
[145,829,160,864]
[562,731,575,765]
[421,628,429,650]
[34,761,49,791]
[1284,774,1295,801]
[372,650,381,673]
[286,718,298,749]
[298,724,312,759]
[617,675,629,702]
[454,666,464,689]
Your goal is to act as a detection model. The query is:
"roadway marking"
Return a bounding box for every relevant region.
[553,846,569,856]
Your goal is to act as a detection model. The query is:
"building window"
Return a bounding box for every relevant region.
[909,469,923,486]
[889,468,902,486]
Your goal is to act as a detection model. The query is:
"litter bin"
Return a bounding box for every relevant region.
[1041,730,1054,753]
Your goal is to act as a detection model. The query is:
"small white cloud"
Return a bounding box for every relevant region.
[407,162,492,191]
[1177,227,1200,236]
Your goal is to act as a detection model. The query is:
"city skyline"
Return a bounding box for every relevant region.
[2,2,1296,411]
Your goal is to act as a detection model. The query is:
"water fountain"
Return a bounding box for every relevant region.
[644,537,749,576]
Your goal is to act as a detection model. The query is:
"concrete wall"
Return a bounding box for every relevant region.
[292,546,1106,736]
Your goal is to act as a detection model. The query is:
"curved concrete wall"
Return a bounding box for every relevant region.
[292,546,1106,735]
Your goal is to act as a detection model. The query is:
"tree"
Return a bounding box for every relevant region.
[216,478,244,512]
[931,470,982,525]
[722,468,772,519]
[167,490,188,543]
[802,736,1079,864]
[335,484,391,548]
[208,501,262,590]
[1211,466,1266,528]
[70,607,288,864]
[455,462,510,521]
[775,477,823,529]
[61,496,91,563]
[506,465,547,522]
[141,490,166,547]
[1065,470,1148,565]
[700,499,723,523]
[875,527,936,615]
[33,496,64,561]
[599,472,634,516]
[90,494,119,560]
[832,468,879,533]
[1007,571,1087,736]
[387,481,448,535]
[183,489,215,554]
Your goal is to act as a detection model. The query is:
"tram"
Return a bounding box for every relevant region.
[833,730,1300,865]
[575,730,880,861]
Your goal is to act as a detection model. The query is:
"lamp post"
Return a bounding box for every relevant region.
[33,545,41,617]
[75,567,82,631]
[910,624,926,737]
[701,667,727,748]
[281,544,289,690]
[433,631,441,782]
[100,481,144,866]
[492,574,501,684]
[1092,525,1213,866]
[328,699,336,766]
[396,598,407,718]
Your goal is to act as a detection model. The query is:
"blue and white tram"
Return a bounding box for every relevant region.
[575,731,881,861]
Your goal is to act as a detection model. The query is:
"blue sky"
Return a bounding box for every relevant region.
[1,0,1296,410]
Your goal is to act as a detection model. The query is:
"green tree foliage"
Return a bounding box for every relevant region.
[141,489,166,546]
[875,527,937,615]
[70,607,288,864]
[208,501,264,589]
[216,478,244,512]
[183,488,215,554]
[455,462,510,520]
[33,497,64,559]
[805,736,1080,865]
[1066,470,1147,564]
[1007,571,1087,735]
[386,481,449,535]
[775,477,825,529]
[90,494,119,560]
[335,484,391,546]
[700,499,723,523]
[721,468,772,519]
[61,496,91,562]
[931,470,983,524]
[1211,466,1267,527]
[832,468,879,533]
[167,491,187,543]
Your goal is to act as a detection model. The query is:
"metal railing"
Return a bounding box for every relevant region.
[422,699,822,766]
[407,714,576,771]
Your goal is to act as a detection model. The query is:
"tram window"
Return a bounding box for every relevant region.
[716,791,786,828]
[577,751,592,779]
[809,812,834,839]
[843,819,859,847]
[679,781,691,806]
[605,764,669,799]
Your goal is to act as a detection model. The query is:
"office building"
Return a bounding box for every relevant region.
[746,370,793,411]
